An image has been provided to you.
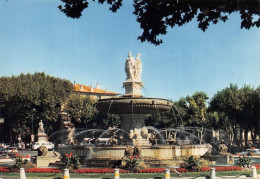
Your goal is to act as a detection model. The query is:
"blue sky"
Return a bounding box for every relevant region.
[0,0,259,101]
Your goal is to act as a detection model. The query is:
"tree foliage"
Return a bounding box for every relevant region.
[58,0,260,45]
[63,94,97,128]
[146,91,210,128]
[175,91,209,126]
[64,94,121,129]
[0,72,73,142]
[145,111,178,129]
[209,84,260,147]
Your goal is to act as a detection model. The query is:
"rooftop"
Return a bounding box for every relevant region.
[74,84,119,95]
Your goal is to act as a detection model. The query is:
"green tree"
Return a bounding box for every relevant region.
[64,94,121,129]
[238,85,259,147]
[93,112,121,129]
[186,92,209,126]
[0,72,73,143]
[254,86,260,137]
[146,91,209,129]
[175,91,209,127]
[145,111,178,129]
[209,84,244,147]
[58,0,260,45]
[64,94,97,128]
[209,84,260,148]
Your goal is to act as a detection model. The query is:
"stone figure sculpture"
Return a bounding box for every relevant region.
[167,131,177,145]
[125,53,142,82]
[38,120,45,133]
[37,146,48,156]
[149,132,158,145]
[125,53,135,81]
[109,132,118,145]
[133,145,142,159]
[141,127,149,139]
[218,144,228,155]
[134,53,142,81]
[124,146,133,158]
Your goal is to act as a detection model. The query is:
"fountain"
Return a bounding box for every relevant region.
[57,53,212,168]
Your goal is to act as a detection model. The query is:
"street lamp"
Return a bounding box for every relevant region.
[31,108,36,134]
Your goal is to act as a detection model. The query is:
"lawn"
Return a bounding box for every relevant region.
[0,170,252,178]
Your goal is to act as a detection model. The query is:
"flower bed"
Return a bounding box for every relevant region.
[26,168,61,173]
[0,166,259,174]
[138,168,165,173]
[74,168,128,173]
[199,166,242,172]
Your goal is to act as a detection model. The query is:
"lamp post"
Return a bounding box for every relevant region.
[31,108,36,134]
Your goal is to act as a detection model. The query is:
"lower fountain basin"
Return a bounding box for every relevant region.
[96,97,173,114]
[58,144,212,168]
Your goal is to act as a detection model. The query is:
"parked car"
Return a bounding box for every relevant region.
[31,142,54,150]
[237,148,260,156]
[0,146,5,153]
[17,143,25,150]
[5,147,18,154]
[0,143,8,149]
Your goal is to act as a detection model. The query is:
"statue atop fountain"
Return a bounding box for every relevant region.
[124,53,143,97]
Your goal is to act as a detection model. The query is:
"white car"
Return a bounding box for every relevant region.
[5,147,18,153]
[32,142,54,150]
[237,148,260,156]
[0,143,9,149]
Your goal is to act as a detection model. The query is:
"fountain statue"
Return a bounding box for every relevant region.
[32,120,54,150]
[33,120,60,167]
[123,53,143,97]
[57,53,212,168]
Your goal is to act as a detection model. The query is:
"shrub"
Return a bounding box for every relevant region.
[61,153,81,170]
[236,155,252,168]
[12,153,28,170]
[124,156,139,172]
[23,162,37,169]
[180,155,200,171]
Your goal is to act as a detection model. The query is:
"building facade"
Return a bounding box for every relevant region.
[73,84,120,100]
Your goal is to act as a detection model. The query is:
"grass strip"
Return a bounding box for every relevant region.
[0,170,253,178]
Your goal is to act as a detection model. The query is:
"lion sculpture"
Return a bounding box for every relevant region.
[37,146,48,156]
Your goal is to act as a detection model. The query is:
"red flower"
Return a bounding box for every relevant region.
[65,153,71,159]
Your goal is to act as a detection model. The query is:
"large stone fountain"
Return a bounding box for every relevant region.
[58,53,211,167]
[97,53,172,146]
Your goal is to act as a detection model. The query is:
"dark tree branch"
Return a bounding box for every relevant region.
[58,0,260,45]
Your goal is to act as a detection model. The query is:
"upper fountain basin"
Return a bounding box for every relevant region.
[96,97,173,114]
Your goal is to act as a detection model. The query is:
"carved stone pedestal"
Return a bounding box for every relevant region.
[123,81,143,97]
[121,114,150,146]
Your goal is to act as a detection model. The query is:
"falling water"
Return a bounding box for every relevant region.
[98,128,130,139]
[146,126,166,144]
[107,100,113,114]
[171,105,184,127]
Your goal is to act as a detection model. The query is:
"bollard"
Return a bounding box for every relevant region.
[114,168,120,179]
[63,168,70,179]
[210,168,216,179]
[19,168,26,179]
[164,168,170,179]
[251,166,257,178]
